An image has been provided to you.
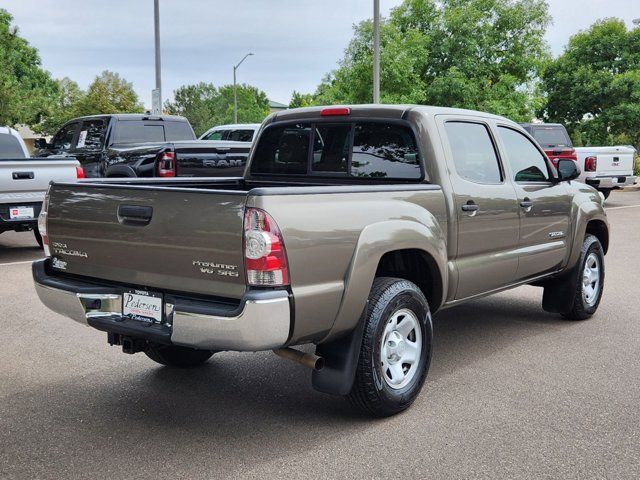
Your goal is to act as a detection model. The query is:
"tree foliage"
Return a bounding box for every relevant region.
[541,19,640,147]
[0,9,58,127]
[289,90,316,108]
[314,0,550,122]
[165,83,270,136]
[39,71,143,135]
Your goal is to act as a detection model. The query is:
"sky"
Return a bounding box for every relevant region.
[2,0,638,109]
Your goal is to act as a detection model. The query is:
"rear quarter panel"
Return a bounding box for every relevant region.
[249,187,448,344]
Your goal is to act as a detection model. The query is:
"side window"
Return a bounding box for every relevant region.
[498,127,550,182]
[351,123,421,179]
[52,123,79,151]
[165,121,195,141]
[312,124,351,173]
[203,130,224,141]
[445,122,502,184]
[77,120,105,150]
[228,129,255,142]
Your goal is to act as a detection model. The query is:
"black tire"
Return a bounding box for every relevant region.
[601,190,611,200]
[144,344,215,367]
[561,234,605,320]
[347,277,433,417]
[33,228,43,248]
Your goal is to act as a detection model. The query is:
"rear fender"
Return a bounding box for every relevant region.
[312,219,447,396]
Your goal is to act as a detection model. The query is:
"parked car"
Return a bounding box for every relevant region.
[519,123,578,167]
[575,145,637,199]
[33,105,608,417]
[34,114,251,178]
[199,123,260,142]
[1,126,80,245]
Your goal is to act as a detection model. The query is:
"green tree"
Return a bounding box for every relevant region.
[39,77,84,134]
[315,0,550,122]
[0,9,58,127]
[541,19,640,147]
[73,70,143,117]
[289,91,316,108]
[165,83,270,136]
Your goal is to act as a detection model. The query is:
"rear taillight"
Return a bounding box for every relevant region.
[76,166,85,179]
[38,190,50,257]
[567,148,578,162]
[157,151,176,177]
[585,156,597,172]
[244,207,289,286]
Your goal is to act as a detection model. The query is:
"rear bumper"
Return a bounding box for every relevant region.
[585,175,637,189]
[32,259,292,351]
[0,202,41,233]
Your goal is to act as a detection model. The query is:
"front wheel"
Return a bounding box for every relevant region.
[347,277,432,417]
[561,234,605,320]
[144,344,215,367]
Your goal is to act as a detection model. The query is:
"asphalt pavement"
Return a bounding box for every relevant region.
[1,190,639,479]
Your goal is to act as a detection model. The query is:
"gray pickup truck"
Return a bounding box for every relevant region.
[33,105,609,416]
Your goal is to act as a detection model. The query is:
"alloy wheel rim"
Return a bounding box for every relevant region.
[582,252,601,307]
[380,308,422,390]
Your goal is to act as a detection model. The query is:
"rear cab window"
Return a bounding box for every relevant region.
[114,122,166,144]
[0,133,26,158]
[532,126,572,149]
[250,121,422,180]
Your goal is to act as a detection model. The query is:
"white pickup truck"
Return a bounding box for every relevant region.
[0,126,81,245]
[575,145,637,199]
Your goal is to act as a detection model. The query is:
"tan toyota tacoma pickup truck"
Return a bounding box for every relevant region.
[33,105,609,417]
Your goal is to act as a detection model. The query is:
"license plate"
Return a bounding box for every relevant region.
[122,290,163,324]
[9,206,34,220]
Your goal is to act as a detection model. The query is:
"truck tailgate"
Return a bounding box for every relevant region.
[47,183,248,299]
[576,146,636,176]
[0,158,78,204]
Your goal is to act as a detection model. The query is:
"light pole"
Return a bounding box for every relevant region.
[153,0,162,115]
[233,53,254,124]
[373,0,380,103]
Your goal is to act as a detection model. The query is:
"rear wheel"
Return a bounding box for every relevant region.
[561,234,605,320]
[144,344,215,368]
[347,277,432,417]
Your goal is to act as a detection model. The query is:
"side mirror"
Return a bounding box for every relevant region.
[34,138,49,149]
[557,159,580,182]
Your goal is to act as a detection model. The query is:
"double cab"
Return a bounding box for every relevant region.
[33,105,609,416]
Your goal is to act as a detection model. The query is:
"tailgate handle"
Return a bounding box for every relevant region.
[118,205,153,225]
[12,171,34,180]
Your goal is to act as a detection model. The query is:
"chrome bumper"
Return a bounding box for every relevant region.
[33,261,291,352]
[587,175,637,189]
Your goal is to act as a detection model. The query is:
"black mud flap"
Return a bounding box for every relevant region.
[541,263,580,314]
[312,319,366,396]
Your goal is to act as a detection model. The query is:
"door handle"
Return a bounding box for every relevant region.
[12,171,34,180]
[520,198,533,212]
[461,201,479,215]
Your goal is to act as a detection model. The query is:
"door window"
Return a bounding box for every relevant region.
[77,120,106,150]
[498,127,551,182]
[445,122,502,184]
[52,122,79,151]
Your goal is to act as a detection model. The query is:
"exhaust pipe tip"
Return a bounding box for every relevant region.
[273,348,324,371]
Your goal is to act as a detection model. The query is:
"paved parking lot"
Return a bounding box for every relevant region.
[1,190,639,479]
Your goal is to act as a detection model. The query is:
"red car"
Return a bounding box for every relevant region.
[519,123,577,167]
